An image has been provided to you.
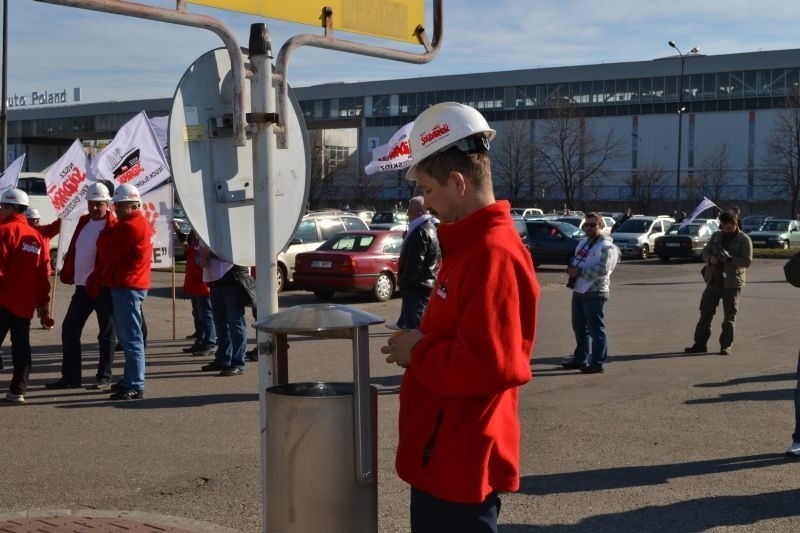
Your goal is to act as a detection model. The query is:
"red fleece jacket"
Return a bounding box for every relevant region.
[97,210,153,290]
[0,213,51,319]
[395,200,539,504]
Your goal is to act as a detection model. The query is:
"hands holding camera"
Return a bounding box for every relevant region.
[710,243,733,264]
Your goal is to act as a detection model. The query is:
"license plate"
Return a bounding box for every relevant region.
[311,260,332,268]
[666,243,680,247]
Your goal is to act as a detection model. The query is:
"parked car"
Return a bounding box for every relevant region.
[511,214,528,245]
[369,211,408,230]
[654,219,720,262]
[293,230,404,301]
[171,202,191,260]
[556,215,615,237]
[510,207,545,219]
[277,211,369,292]
[741,214,770,233]
[611,215,675,259]
[748,219,800,248]
[524,219,584,267]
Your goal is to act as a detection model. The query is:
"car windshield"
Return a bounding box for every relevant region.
[371,212,407,224]
[318,233,376,252]
[668,224,700,236]
[615,219,651,233]
[761,220,790,231]
[553,222,584,237]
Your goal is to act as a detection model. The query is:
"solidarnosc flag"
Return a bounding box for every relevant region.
[44,139,91,219]
[364,121,414,175]
[682,196,719,226]
[140,184,175,269]
[92,111,171,196]
[0,154,26,197]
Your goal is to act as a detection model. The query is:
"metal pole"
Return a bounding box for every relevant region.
[1,0,8,169]
[248,22,279,532]
[676,54,685,212]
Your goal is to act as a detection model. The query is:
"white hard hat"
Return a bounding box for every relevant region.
[1,188,29,207]
[86,182,111,202]
[112,183,141,203]
[406,102,496,181]
[24,207,41,219]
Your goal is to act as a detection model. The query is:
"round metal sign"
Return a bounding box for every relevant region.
[168,48,309,265]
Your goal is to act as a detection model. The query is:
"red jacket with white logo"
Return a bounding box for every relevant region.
[183,243,210,296]
[96,210,153,290]
[0,213,51,319]
[395,201,539,503]
[60,213,117,285]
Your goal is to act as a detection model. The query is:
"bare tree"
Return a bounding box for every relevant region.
[761,97,800,217]
[534,101,624,210]
[625,165,667,215]
[696,143,733,203]
[307,130,351,209]
[492,120,537,203]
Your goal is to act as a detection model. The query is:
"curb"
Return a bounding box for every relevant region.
[0,509,244,532]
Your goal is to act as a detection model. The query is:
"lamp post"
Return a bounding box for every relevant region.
[668,40,699,211]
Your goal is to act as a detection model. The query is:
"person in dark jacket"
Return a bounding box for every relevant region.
[395,196,440,329]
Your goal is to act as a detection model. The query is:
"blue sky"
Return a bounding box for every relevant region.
[8,1,800,104]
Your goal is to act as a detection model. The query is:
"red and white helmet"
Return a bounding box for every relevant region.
[0,188,29,207]
[86,182,111,202]
[112,183,141,203]
[406,102,496,181]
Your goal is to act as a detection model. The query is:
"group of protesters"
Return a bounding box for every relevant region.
[0,181,152,402]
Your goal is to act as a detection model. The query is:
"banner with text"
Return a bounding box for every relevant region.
[140,184,175,269]
[364,121,414,175]
[0,154,26,197]
[44,139,91,219]
[92,111,172,196]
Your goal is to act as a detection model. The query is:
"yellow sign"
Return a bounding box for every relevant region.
[189,0,425,44]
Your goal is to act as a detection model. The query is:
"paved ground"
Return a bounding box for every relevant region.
[0,258,799,532]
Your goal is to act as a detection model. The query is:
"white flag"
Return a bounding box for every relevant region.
[682,196,719,225]
[44,139,92,219]
[0,154,26,196]
[139,184,175,269]
[92,111,172,196]
[364,121,414,175]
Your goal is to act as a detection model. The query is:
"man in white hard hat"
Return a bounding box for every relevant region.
[380,102,540,531]
[0,188,52,403]
[93,183,152,400]
[45,182,118,390]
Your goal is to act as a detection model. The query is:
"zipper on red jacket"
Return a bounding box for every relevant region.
[422,409,444,468]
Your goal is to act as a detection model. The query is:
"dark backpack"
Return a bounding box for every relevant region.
[783,252,800,287]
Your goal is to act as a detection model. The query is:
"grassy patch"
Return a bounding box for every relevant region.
[752,248,796,259]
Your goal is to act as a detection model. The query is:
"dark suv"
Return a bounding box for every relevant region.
[277,211,369,291]
[525,219,585,267]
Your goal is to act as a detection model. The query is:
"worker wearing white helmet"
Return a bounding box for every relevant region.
[0,187,52,403]
[93,182,152,400]
[380,103,538,529]
[46,180,118,391]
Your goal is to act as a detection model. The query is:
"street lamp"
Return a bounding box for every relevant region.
[668,40,699,211]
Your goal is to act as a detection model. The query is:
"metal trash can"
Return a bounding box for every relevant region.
[266,382,377,532]
[254,304,384,533]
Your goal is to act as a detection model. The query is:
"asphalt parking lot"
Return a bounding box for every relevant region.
[1,257,799,532]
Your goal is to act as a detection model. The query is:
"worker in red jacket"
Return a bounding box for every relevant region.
[45,182,118,390]
[0,188,52,404]
[93,183,152,400]
[381,103,539,531]
[25,207,60,276]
